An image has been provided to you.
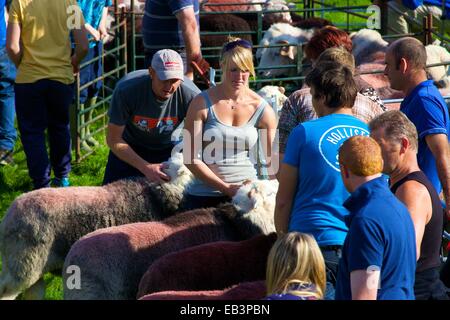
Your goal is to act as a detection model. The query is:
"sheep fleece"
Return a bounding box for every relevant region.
[63,205,261,300]
[137,232,277,298]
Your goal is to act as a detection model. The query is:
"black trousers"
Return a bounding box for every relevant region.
[415,267,449,300]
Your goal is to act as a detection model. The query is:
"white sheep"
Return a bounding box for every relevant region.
[0,153,192,300]
[425,44,450,88]
[62,179,278,300]
[262,1,292,26]
[257,85,288,115]
[257,23,314,78]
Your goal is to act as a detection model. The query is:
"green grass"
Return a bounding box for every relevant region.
[299,0,373,31]
[0,131,109,300]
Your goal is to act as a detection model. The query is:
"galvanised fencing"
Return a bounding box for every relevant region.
[71,2,128,162]
[74,1,450,163]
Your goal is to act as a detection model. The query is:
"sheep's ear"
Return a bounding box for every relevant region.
[278,86,285,94]
[279,45,295,60]
[247,188,257,200]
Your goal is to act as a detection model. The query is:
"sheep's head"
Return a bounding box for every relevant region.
[425,44,450,84]
[148,153,194,216]
[257,85,287,113]
[162,152,193,189]
[257,26,313,78]
[226,179,278,237]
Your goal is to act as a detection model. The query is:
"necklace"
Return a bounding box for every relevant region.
[228,99,239,110]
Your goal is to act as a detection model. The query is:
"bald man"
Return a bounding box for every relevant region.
[385,37,450,219]
[335,136,416,300]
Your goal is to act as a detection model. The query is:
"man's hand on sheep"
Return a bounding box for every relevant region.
[222,183,241,197]
[142,163,170,184]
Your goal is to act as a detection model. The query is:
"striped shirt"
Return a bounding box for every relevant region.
[278,87,386,153]
[142,0,199,50]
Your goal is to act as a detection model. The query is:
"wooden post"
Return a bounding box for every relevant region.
[423,13,433,45]
[380,0,388,35]
[130,0,136,72]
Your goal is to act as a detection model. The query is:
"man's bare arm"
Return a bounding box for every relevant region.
[395,181,432,260]
[426,133,450,218]
[176,7,201,80]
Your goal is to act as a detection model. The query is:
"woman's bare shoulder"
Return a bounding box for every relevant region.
[249,89,266,106]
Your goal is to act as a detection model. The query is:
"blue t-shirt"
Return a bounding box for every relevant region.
[335,177,416,300]
[0,0,7,47]
[283,114,369,247]
[400,80,450,195]
[142,0,200,50]
[77,0,112,48]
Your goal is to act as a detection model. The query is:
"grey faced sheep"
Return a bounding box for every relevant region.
[62,179,278,300]
[0,153,192,300]
[139,280,267,300]
[137,233,277,299]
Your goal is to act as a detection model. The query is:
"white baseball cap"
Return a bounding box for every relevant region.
[151,49,184,81]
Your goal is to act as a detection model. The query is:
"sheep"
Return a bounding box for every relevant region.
[262,1,293,27]
[257,85,288,115]
[257,23,314,78]
[63,179,278,300]
[199,13,252,69]
[425,44,450,92]
[350,28,388,66]
[354,62,404,107]
[139,280,267,300]
[137,233,277,298]
[351,29,450,105]
[0,153,192,300]
[200,0,262,12]
[201,0,262,43]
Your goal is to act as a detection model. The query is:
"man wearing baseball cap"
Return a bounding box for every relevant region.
[103,49,200,184]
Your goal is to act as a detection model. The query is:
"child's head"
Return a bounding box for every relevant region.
[266,232,326,299]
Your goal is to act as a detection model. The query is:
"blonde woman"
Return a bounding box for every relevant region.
[265,232,326,300]
[183,37,277,210]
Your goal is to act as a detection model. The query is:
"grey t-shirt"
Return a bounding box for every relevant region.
[108,70,200,152]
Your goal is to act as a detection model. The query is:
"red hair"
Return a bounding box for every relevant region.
[304,26,352,60]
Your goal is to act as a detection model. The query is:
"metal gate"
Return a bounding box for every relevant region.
[71,2,128,162]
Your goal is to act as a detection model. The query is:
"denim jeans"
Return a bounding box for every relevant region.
[415,267,449,300]
[321,247,342,300]
[78,42,103,104]
[15,80,74,189]
[0,47,17,151]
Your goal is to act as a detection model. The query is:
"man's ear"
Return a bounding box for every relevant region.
[399,57,408,74]
[148,67,154,78]
[340,164,350,179]
[400,137,410,153]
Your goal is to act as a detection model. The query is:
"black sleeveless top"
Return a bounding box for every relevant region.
[391,171,444,273]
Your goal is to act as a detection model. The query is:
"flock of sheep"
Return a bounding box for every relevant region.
[0,153,279,300]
